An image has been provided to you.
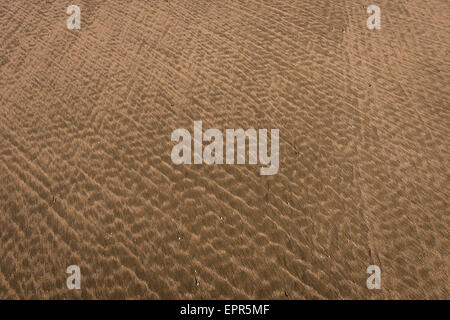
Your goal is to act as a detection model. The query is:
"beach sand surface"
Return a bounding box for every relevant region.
[0,0,448,299]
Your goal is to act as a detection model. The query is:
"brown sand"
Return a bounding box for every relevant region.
[0,0,448,299]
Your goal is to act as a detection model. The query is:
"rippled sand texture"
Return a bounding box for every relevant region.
[0,0,448,299]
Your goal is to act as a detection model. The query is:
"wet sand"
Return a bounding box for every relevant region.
[0,0,448,299]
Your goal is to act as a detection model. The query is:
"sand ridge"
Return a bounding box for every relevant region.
[0,0,448,299]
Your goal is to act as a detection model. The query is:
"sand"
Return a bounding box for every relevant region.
[0,0,448,299]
